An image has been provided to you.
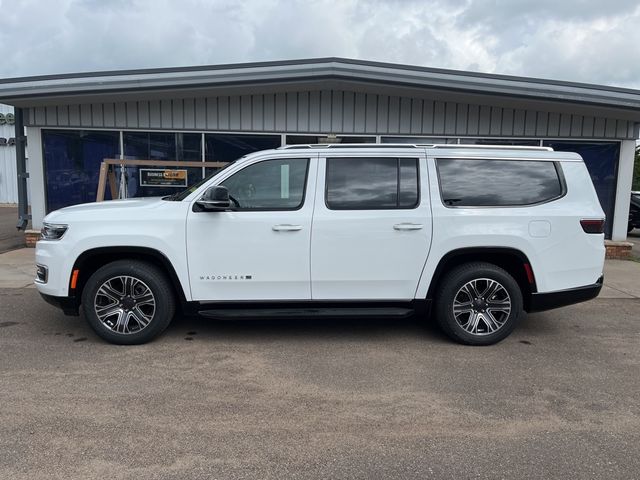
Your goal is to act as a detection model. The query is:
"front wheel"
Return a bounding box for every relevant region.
[435,262,523,345]
[81,260,176,345]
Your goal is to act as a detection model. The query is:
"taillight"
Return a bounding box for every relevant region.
[580,219,605,234]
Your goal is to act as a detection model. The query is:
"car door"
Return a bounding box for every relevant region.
[311,153,431,300]
[187,154,316,301]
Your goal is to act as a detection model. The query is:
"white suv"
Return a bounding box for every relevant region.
[35,144,605,345]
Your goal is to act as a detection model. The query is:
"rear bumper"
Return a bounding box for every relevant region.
[527,276,603,313]
[40,293,80,316]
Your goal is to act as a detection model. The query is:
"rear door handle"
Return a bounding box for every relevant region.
[272,224,303,232]
[393,223,423,231]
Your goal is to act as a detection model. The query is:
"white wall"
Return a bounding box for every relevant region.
[0,103,18,204]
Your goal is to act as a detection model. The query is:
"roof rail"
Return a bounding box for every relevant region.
[278,143,430,149]
[278,143,554,151]
[428,144,553,151]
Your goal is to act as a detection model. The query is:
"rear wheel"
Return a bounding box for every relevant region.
[81,260,175,345]
[435,262,523,345]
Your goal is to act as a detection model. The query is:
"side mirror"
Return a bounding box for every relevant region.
[195,186,231,211]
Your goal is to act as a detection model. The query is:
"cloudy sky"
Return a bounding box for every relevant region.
[1,0,639,88]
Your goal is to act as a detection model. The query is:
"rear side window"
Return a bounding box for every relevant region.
[436,158,564,207]
[326,157,419,210]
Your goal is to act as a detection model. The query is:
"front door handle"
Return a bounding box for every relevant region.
[393,223,423,231]
[272,224,303,232]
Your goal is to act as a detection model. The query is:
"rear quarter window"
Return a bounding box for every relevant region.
[436,158,564,207]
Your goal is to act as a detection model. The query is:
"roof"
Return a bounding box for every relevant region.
[1,57,640,113]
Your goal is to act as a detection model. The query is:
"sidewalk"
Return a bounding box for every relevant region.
[1,247,638,298]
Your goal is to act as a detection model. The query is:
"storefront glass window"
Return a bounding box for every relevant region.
[544,141,620,238]
[123,132,203,198]
[204,133,281,177]
[43,129,120,212]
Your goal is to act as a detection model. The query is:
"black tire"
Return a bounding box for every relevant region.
[81,260,175,345]
[434,262,523,346]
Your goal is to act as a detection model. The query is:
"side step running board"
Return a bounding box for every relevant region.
[198,307,415,320]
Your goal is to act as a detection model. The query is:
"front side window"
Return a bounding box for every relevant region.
[436,158,564,207]
[220,158,309,210]
[326,157,419,210]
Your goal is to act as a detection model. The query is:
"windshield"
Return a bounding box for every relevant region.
[163,160,238,201]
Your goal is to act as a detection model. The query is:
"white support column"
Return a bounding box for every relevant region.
[611,139,636,241]
[26,127,46,229]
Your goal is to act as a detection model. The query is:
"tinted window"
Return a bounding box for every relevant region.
[326,157,419,209]
[43,129,120,212]
[221,158,308,210]
[437,159,563,206]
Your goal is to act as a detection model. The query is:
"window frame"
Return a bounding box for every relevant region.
[219,157,311,212]
[324,156,421,211]
[435,157,567,209]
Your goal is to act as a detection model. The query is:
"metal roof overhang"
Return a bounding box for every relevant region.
[2,57,640,121]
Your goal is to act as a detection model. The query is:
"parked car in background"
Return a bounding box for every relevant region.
[630,191,640,233]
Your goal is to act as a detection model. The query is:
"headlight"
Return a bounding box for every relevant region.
[41,223,68,241]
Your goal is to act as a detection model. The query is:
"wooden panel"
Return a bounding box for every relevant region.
[616,119,627,138]
[320,90,332,132]
[502,108,514,136]
[433,101,446,135]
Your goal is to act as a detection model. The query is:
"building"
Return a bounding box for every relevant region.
[0,58,637,241]
[0,104,18,204]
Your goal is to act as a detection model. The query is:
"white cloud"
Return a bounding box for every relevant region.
[0,0,639,88]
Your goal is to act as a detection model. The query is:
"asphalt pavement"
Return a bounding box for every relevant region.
[1,286,639,479]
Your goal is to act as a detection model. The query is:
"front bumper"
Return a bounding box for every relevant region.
[40,293,80,316]
[527,275,604,313]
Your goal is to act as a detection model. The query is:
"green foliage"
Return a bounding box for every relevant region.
[634,146,640,191]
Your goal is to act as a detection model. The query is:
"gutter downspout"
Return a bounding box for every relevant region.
[14,107,30,230]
